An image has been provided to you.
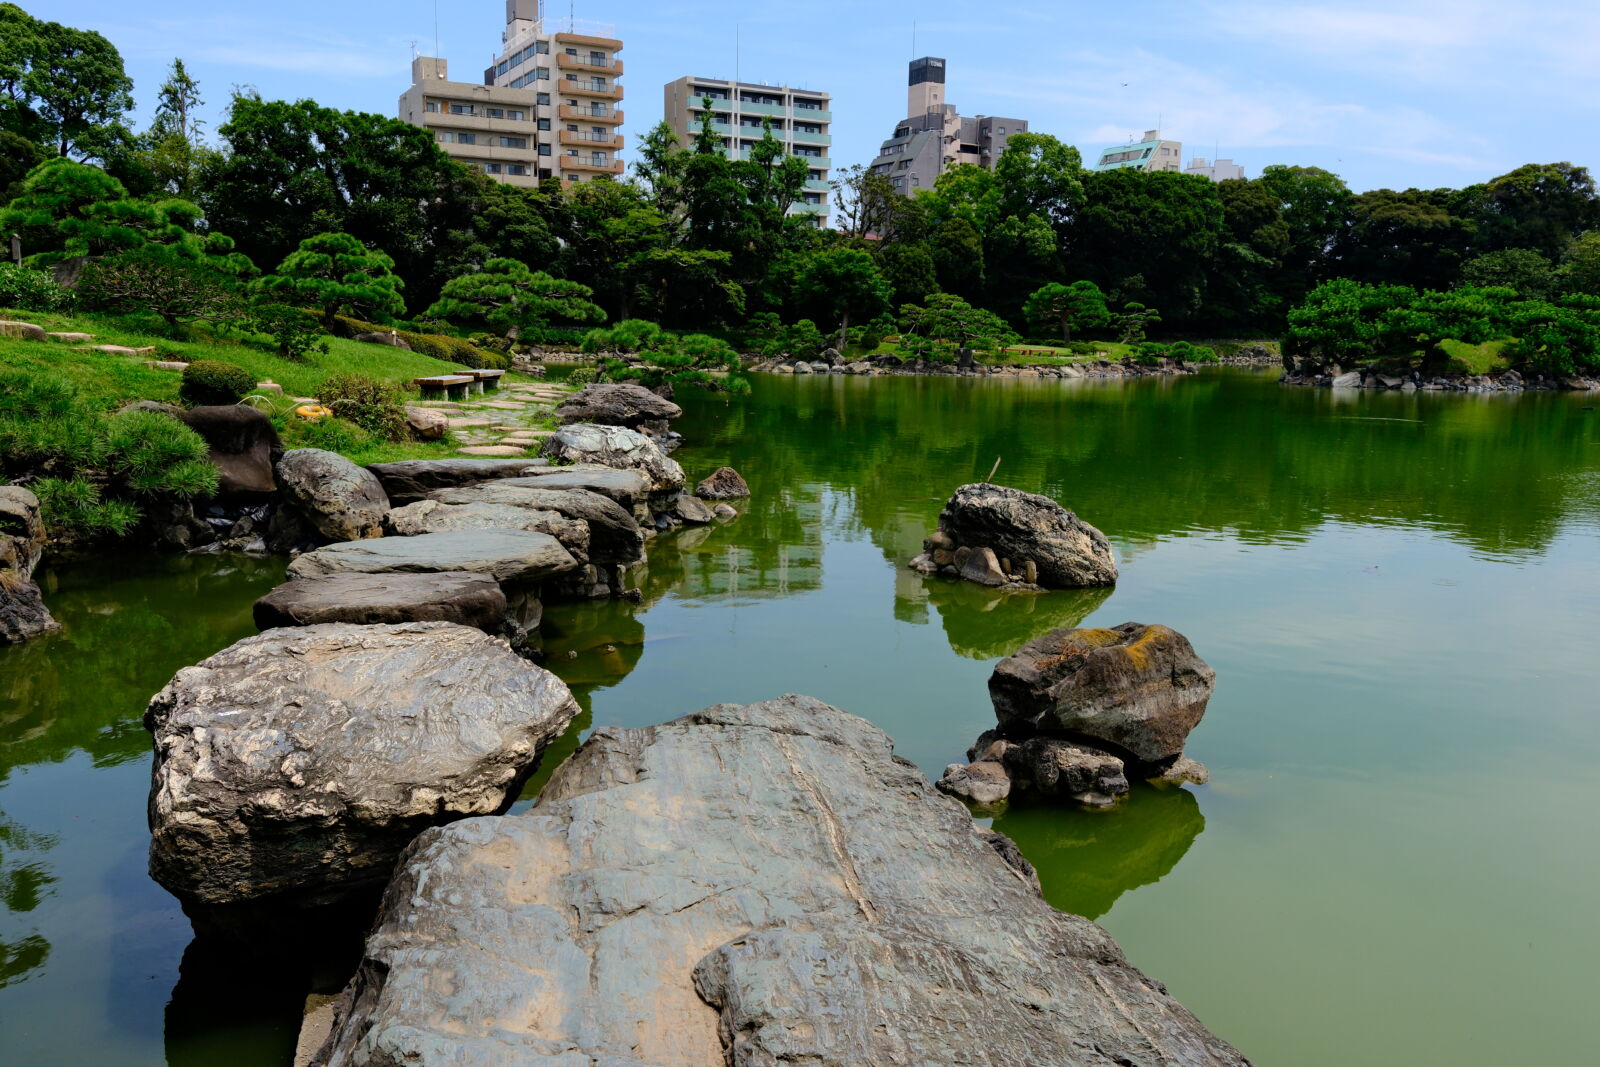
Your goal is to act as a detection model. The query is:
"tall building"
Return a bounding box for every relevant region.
[1093,130,1183,173]
[663,76,832,223]
[1185,156,1246,182]
[868,57,1028,197]
[399,1,623,187]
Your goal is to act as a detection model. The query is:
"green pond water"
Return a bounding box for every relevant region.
[2,368,1598,1065]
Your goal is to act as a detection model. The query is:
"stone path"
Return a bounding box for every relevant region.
[413,380,576,457]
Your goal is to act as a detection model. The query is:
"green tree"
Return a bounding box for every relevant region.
[897,293,1018,360]
[140,58,211,197]
[257,231,404,328]
[1115,301,1163,345]
[0,128,43,202]
[1206,177,1291,330]
[1562,231,1600,295]
[1284,279,1419,366]
[78,245,246,333]
[1022,280,1109,343]
[0,5,133,159]
[425,257,603,343]
[794,248,892,348]
[1460,248,1558,300]
[1255,164,1352,301]
[628,247,744,328]
[581,319,745,392]
[1465,163,1598,261]
[876,242,938,306]
[1334,187,1474,291]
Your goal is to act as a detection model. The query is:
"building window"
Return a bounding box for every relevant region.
[484,163,502,174]
[566,148,578,157]
[486,107,504,119]
[538,143,551,156]
[565,47,577,55]
[458,132,476,145]
[536,92,550,105]
[794,122,822,134]
[506,109,524,121]
[500,136,527,148]
[997,126,1006,135]
[507,164,528,176]
[537,118,551,131]
[496,61,510,76]
[809,169,825,180]
[424,101,439,113]
[449,103,474,116]
[796,146,821,158]
[536,41,549,54]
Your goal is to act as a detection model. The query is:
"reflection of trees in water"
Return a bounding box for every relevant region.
[991,784,1206,921]
[918,580,1114,660]
[0,552,282,994]
[673,372,1600,559]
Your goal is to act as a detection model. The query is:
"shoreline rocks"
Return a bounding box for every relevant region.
[276,449,389,543]
[144,622,580,907]
[939,623,1215,809]
[695,465,750,500]
[1280,365,1599,393]
[307,695,1247,1066]
[538,423,686,508]
[0,486,59,644]
[554,382,683,441]
[910,482,1117,589]
[253,572,508,635]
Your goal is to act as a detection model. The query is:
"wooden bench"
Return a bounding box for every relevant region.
[467,368,507,392]
[414,374,475,400]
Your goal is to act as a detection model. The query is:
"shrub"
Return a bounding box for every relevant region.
[32,476,140,538]
[249,302,330,361]
[0,263,71,312]
[1166,340,1216,364]
[102,409,218,497]
[78,248,247,334]
[180,360,256,407]
[331,313,504,369]
[318,373,409,441]
[565,366,598,387]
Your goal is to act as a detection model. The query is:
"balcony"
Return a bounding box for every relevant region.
[791,129,831,145]
[559,129,623,149]
[736,100,788,118]
[561,80,624,101]
[803,178,830,192]
[553,31,623,51]
[559,104,623,125]
[556,52,623,75]
[789,201,828,215]
[563,157,624,175]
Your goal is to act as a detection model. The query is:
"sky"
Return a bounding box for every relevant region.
[23,0,1600,193]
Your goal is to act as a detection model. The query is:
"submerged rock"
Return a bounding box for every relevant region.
[695,465,751,500]
[253,572,508,635]
[276,449,389,542]
[309,695,1246,1067]
[145,622,580,906]
[0,486,57,644]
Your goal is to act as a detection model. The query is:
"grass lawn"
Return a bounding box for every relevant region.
[1436,338,1513,375]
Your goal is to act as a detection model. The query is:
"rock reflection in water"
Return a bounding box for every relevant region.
[990,784,1205,920]
[919,579,1113,660]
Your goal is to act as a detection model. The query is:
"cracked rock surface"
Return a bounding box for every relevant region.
[145,622,579,906]
[311,695,1248,1066]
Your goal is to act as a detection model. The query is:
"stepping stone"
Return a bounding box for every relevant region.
[480,400,531,411]
[93,344,157,356]
[145,361,189,371]
[47,331,93,343]
[459,445,531,456]
[448,417,494,429]
[253,572,509,634]
[0,320,47,341]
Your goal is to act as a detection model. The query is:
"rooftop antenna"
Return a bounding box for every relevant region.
[912,21,917,58]
[433,0,439,59]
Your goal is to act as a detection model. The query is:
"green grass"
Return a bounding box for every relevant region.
[0,306,484,408]
[1436,338,1512,375]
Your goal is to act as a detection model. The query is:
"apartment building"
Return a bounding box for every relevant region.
[398,1,623,187]
[663,76,833,222]
[1094,130,1183,173]
[1185,156,1246,182]
[868,57,1028,197]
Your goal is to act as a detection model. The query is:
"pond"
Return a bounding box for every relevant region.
[2,368,1597,1065]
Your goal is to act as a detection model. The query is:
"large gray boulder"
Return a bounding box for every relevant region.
[0,486,57,644]
[366,458,551,506]
[276,449,389,542]
[383,500,591,564]
[554,382,682,433]
[991,622,1217,764]
[145,622,580,906]
[538,423,685,496]
[253,572,508,635]
[921,483,1117,588]
[428,483,644,566]
[309,695,1247,1067]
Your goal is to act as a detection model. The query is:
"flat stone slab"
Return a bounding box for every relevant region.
[367,458,552,505]
[456,445,530,456]
[496,465,652,513]
[253,572,508,634]
[427,483,643,565]
[47,331,94,342]
[447,417,494,429]
[476,400,531,410]
[145,622,579,905]
[285,529,577,585]
[384,501,590,563]
[311,696,1247,1066]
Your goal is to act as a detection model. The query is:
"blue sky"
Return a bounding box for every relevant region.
[25,0,1600,193]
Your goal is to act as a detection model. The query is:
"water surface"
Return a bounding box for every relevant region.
[2,369,1596,1064]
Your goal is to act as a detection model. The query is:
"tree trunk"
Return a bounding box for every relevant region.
[1061,315,1071,344]
[839,310,850,352]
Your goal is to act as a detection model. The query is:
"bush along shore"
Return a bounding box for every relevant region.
[747,341,1281,379]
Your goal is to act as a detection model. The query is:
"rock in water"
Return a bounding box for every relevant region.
[427,483,644,566]
[937,483,1117,588]
[538,422,686,496]
[253,573,508,634]
[554,382,683,435]
[310,695,1247,1067]
[276,449,389,542]
[991,622,1216,763]
[0,486,58,644]
[145,622,580,906]
[383,500,590,564]
[695,466,751,500]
